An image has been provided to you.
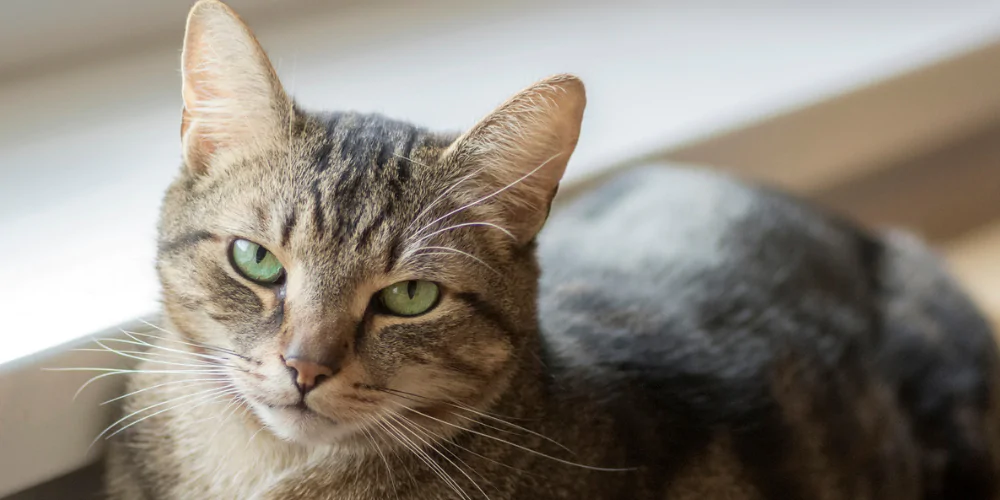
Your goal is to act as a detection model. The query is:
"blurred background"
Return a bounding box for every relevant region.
[2,0,1000,497]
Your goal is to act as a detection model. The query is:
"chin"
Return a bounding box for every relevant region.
[252,402,355,445]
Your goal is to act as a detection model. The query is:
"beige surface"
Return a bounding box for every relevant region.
[946,222,1000,329]
[664,41,1000,195]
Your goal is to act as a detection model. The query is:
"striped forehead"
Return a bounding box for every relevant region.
[279,112,444,267]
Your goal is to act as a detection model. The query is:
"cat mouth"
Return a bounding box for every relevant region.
[270,401,339,425]
[269,400,309,412]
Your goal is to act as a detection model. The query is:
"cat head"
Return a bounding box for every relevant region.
[156,0,584,445]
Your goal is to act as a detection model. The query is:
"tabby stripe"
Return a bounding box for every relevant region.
[376,141,393,172]
[337,209,365,246]
[207,266,264,316]
[339,124,363,163]
[158,231,215,255]
[314,142,333,173]
[253,205,267,229]
[385,234,403,274]
[290,110,306,136]
[355,202,393,252]
[263,301,284,331]
[207,311,238,323]
[334,167,365,202]
[310,179,325,235]
[354,317,368,353]
[454,292,517,339]
[439,351,491,380]
[281,206,297,248]
[397,128,416,183]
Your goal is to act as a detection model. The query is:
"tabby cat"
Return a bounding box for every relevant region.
[105,1,1000,498]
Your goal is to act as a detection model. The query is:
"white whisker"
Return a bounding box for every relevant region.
[135,320,247,359]
[411,153,561,240]
[43,367,231,400]
[122,332,235,362]
[389,412,491,500]
[107,334,239,365]
[391,152,431,170]
[377,416,470,500]
[447,409,573,455]
[412,222,515,244]
[355,412,399,500]
[374,389,546,475]
[91,386,234,447]
[89,338,227,370]
[209,393,249,437]
[368,414,420,490]
[404,246,500,276]
[380,387,530,421]
[246,424,267,450]
[403,165,488,237]
[101,377,228,406]
[400,413,503,479]
[387,401,633,472]
[73,348,221,366]
[104,388,240,442]
[45,367,230,374]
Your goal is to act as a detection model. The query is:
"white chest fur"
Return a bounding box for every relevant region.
[153,379,339,499]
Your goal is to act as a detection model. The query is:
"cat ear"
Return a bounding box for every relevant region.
[180,0,290,175]
[443,74,586,244]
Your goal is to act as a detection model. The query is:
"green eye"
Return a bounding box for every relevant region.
[231,239,284,284]
[379,280,440,317]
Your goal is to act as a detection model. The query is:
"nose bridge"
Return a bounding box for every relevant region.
[282,273,355,368]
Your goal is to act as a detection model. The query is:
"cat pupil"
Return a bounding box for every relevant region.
[254,245,267,264]
[407,280,417,299]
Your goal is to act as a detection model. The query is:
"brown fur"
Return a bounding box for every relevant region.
[105,1,1000,498]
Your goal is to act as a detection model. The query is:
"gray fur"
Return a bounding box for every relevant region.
[104,3,1000,497]
[108,161,1000,499]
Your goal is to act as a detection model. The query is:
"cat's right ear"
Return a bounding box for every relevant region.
[442,75,586,245]
[180,0,290,175]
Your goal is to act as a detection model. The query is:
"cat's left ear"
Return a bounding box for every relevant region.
[180,0,290,175]
[443,74,586,244]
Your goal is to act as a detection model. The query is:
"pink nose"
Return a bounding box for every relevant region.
[283,357,335,394]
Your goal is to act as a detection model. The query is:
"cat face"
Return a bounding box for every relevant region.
[156,0,584,445]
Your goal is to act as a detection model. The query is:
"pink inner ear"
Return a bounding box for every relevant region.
[181,70,225,154]
[443,76,585,244]
[189,125,219,157]
[179,3,289,168]
[180,68,235,173]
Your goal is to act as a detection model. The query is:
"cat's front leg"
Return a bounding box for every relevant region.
[250,463,382,500]
[251,483,337,500]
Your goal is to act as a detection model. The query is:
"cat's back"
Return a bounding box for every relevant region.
[537,165,878,383]
[536,165,1000,499]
